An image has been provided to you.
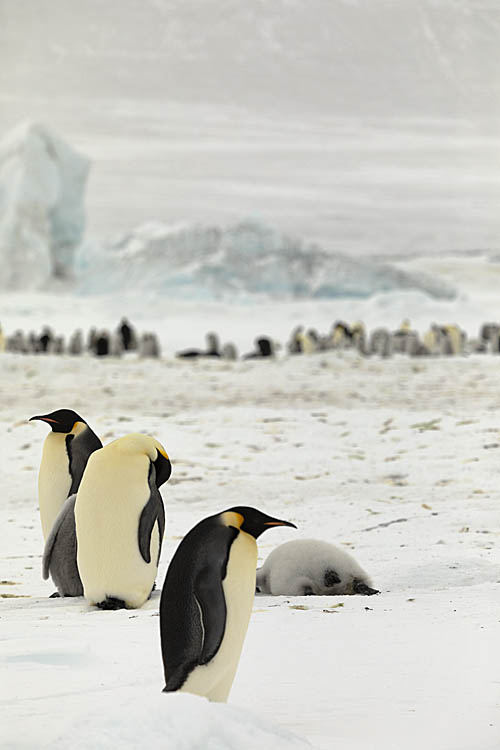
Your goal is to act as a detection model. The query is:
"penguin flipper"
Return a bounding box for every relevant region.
[138,464,165,564]
[194,564,229,665]
[42,493,77,581]
[66,427,103,496]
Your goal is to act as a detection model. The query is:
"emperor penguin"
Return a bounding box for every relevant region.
[30,409,102,541]
[256,539,379,596]
[160,506,296,702]
[75,433,172,610]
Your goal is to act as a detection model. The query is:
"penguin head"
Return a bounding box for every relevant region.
[108,433,172,486]
[223,506,297,539]
[29,409,86,434]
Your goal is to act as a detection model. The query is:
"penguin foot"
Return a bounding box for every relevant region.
[96,597,127,610]
[49,591,61,598]
[353,580,380,596]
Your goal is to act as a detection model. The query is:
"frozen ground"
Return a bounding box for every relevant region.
[1,345,499,749]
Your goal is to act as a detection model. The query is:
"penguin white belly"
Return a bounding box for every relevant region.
[38,433,72,541]
[76,460,159,609]
[180,531,257,702]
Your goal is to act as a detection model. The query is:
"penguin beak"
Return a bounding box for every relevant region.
[263,519,297,529]
[29,415,59,424]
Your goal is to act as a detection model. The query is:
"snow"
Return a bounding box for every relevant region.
[0,121,89,290]
[1,327,499,749]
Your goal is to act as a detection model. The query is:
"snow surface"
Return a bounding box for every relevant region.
[0,121,89,290]
[1,304,499,749]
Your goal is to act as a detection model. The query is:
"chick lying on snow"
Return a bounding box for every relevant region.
[256,539,379,596]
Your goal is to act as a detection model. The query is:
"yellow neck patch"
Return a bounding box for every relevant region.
[221,511,244,530]
[71,421,85,435]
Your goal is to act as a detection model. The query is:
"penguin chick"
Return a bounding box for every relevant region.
[256,539,379,596]
[160,506,296,703]
[75,433,172,610]
[42,494,82,597]
[30,409,102,541]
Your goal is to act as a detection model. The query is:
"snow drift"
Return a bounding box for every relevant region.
[0,121,89,290]
[76,220,456,301]
[2,688,314,750]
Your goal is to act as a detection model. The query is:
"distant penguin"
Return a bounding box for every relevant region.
[95,331,110,356]
[67,329,83,356]
[295,329,317,355]
[243,336,274,359]
[39,326,53,353]
[423,325,439,355]
[221,342,238,360]
[479,322,499,344]
[28,331,39,353]
[30,409,102,541]
[139,332,161,358]
[42,493,82,597]
[287,325,304,354]
[330,321,353,350]
[75,433,172,610]
[7,330,27,353]
[256,539,379,596]
[443,324,464,355]
[176,332,221,358]
[160,506,296,702]
[109,331,123,357]
[87,327,98,352]
[118,317,137,351]
[369,328,391,357]
[50,335,65,355]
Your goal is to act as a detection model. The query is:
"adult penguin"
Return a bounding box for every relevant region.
[160,506,296,702]
[75,433,172,610]
[30,409,102,541]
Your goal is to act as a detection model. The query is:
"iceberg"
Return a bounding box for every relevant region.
[76,219,456,301]
[0,121,89,290]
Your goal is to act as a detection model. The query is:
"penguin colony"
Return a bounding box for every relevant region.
[31,406,378,703]
[6,318,500,361]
